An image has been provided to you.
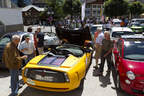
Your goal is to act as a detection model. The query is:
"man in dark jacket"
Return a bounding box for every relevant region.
[3,35,27,96]
[99,31,113,76]
[37,27,44,55]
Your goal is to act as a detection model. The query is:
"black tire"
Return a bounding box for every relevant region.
[116,72,122,91]
[78,79,84,89]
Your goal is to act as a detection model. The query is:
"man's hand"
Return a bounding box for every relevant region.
[21,55,28,59]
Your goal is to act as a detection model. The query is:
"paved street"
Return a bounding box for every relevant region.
[0,57,131,96]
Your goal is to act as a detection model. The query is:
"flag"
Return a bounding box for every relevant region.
[81,0,86,21]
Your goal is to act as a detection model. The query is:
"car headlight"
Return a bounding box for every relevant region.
[126,71,135,80]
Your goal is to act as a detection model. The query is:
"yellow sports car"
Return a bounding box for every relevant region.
[22,27,93,92]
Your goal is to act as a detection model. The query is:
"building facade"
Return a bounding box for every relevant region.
[22,5,45,25]
[0,0,12,8]
[85,0,104,23]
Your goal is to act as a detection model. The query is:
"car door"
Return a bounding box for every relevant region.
[0,35,11,68]
[113,39,123,70]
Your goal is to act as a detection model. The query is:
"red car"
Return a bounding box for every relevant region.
[113,35,144,96]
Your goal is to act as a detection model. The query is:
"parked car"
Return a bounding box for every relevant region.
[44,32,60,49]
[22,27,93,92]
[131,18,144,24]
[129,22,144,34]
[110,27,134,41]
[113,35,144,95]
[0,32,33,68]
[112,19,122,27]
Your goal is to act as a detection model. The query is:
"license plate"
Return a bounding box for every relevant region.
[27,78,35,85]
[35,75,54,81]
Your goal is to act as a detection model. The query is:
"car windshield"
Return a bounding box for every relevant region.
[112,31,134,38]
[0,36,11,46]
[56,44,84,57]
[91,27,97,33]
[131,23,141,26]
[124,41,144,61]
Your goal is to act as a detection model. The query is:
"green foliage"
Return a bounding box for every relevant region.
[46,0,65,20]
[103,0,129,17]
[129,1,144,17]
[63,0,81,16]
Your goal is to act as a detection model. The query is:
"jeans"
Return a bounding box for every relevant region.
[10,69,19,96]
[99,50,113,73]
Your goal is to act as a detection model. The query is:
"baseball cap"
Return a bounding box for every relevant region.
[25,34,30,38]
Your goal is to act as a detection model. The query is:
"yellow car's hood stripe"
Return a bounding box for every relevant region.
[27,55,79,69]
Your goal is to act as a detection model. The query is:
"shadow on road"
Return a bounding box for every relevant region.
[19,86,84,96]
[99,71,112,88]
[0,68,9,78]
[19,79,85,96]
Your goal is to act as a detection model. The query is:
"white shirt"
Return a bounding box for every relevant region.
[19,40,35,55]
[95,32,104,45]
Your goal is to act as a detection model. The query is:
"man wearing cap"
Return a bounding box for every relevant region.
[94,27,104,69]
[19,34,36,65]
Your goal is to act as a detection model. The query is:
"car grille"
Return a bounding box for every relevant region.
[24,68,68,83]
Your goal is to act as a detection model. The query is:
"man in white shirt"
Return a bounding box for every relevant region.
[19,34,36,64]
[94,28,104,69]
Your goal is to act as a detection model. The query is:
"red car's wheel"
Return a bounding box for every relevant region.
[116,72,122,91]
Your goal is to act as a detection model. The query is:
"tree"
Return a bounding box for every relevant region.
[129,1,144,18]
[63,0,81,17]
[103,0,129,18]
[46,0,65,20]
[17,0,26,7]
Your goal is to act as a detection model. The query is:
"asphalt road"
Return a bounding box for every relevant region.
[0,57,131,96]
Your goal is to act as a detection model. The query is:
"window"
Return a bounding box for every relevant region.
[93,4,97,8]
[0,37,11,46]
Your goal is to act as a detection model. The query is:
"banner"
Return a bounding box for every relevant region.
[81,0,86,21]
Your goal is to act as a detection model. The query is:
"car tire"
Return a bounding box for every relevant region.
[116,72,122,91]
[78,79,84,90]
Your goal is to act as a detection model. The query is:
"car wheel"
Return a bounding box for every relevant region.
[78,79,84,90]
[116,72,122,91]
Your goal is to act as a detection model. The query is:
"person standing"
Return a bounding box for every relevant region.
[2,35,27,96]
[34,31,39,56]
[37,27,44,55]
[94,27,104,69]
[19,34,36,64]
[99,31,113,76]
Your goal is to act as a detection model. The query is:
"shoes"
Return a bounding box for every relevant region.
[93,65,98,69]
[106,69,111,73]
[97,72,103,76]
